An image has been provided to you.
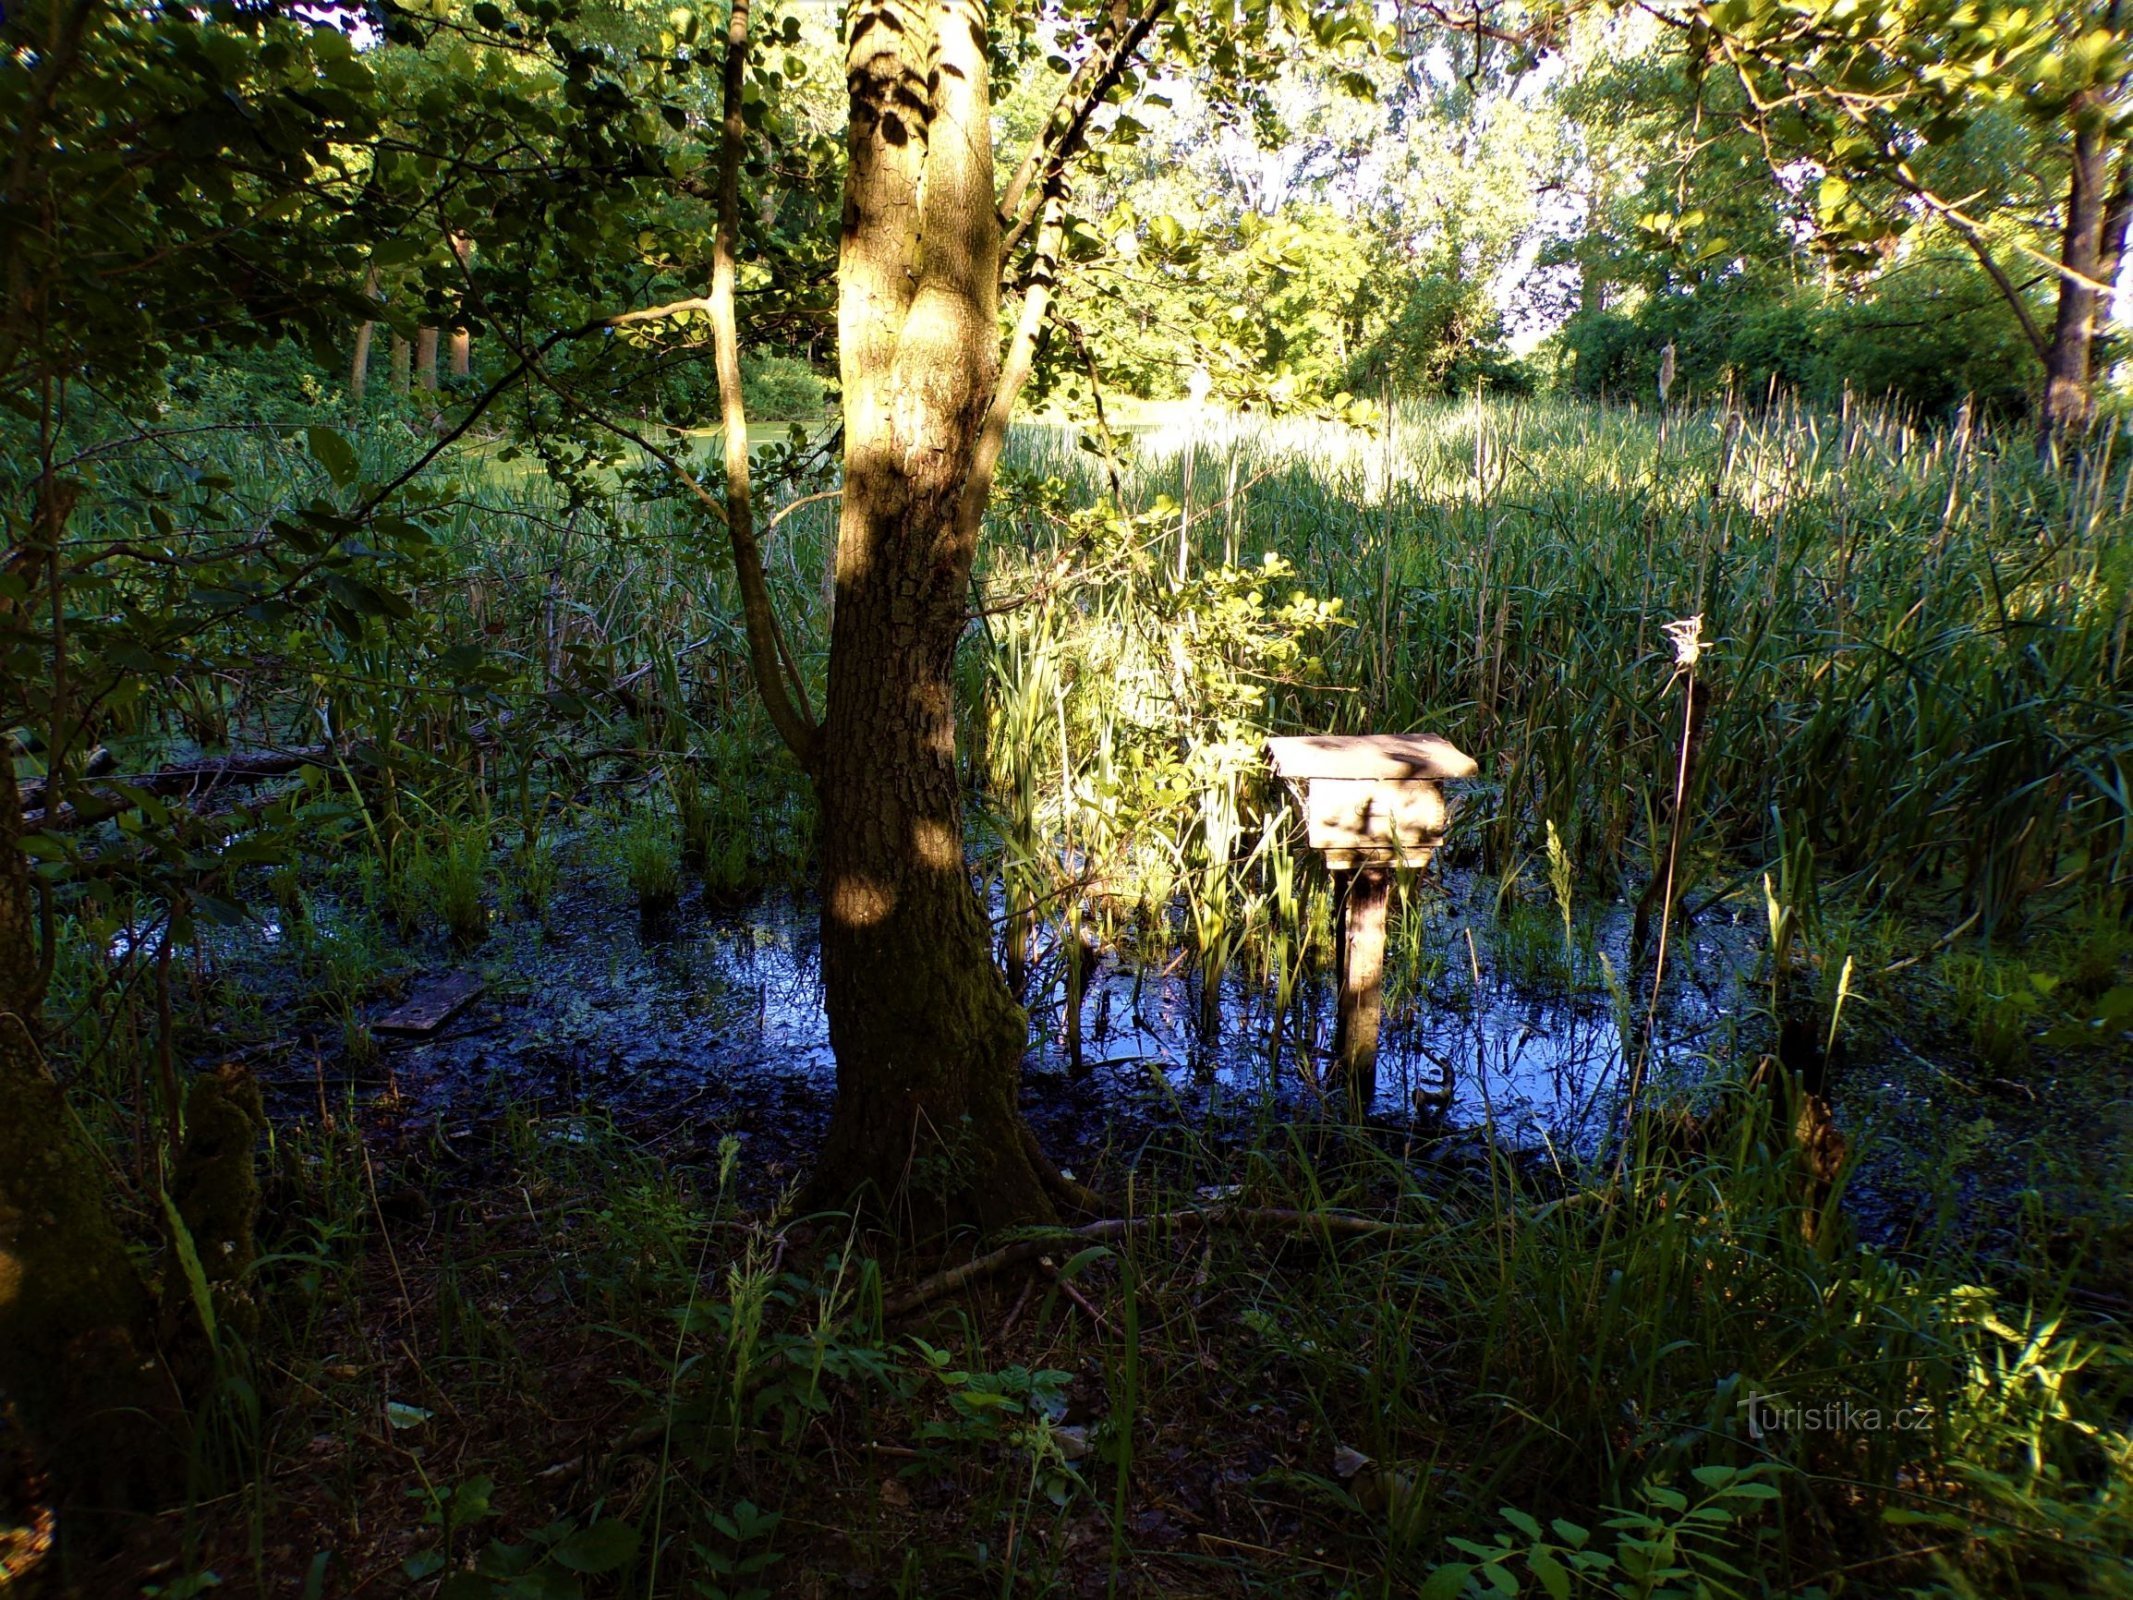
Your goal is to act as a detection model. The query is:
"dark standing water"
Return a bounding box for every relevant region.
[205,858,2125,1247]
[221,866,1774,1184]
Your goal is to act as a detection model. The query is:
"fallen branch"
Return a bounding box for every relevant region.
[23,746,334,830]
[21,647,703,831]
[1038,1253,1110,1331]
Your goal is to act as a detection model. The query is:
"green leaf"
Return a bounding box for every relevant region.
[306,426,359,489]
[451,1476,497,1525]
[1418,1563,1475,1600]
[1528,1548,1571,1600]
[1500,1507,1543,1540]
[1057,1245,1115,1279]
[551,1519,639,1575]
[159,1188,217,1347]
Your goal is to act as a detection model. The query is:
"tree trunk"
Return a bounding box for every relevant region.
[390,332,411,394]
[804,0,1057,1234]
[350,321,375,400]
[0,740,181,1509]
[350,265,379,401]
[448,328,471,377]
[2040,101,2111,447]
[414,326,439,391]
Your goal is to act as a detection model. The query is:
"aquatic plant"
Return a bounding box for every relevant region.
[619,805,683,917]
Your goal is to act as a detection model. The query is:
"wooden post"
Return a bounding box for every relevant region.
[1265,734,1477,1122]
[1333,863,1391,1114]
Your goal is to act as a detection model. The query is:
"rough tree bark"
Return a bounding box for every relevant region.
[0,737,181,1509]
[2041,96,2112,446]
[701,0,1133,1233]
[800,0,1061,1233]
[2089,140,2132,388]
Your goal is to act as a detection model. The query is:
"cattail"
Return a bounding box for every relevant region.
[1625,614,1708,1131]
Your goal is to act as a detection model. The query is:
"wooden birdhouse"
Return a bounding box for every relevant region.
[1264,733,1479,1110]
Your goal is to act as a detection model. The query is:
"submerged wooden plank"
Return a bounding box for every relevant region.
[373,971,486,1036]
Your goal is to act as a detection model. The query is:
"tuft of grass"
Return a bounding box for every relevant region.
[423,815,493,949]
[619,805,682,917]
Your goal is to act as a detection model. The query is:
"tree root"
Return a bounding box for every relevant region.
[1020,1123,1104,1218]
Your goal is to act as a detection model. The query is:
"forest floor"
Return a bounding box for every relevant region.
[14,828,2132,1599]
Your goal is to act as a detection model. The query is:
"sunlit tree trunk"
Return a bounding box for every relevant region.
[449,328,471,377]
[2087,141,2131,389]
[350,321,375,400]
[803,0,1059,1232]
[2041,96,2112,445]
[414,326,439,391]
[350,266,379,401]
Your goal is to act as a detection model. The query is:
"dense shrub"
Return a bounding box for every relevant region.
[740,353,829,419]
[1346,274,1533,398]
[1554,258,2037,417]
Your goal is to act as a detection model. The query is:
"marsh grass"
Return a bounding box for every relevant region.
[137,1109,2133,1599]
[618,803,683,917]
[24,395,2133,1596]
[988,397,2131,940]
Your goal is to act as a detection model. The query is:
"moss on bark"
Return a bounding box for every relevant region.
[162,1062,266,1351]
[0,750,183,1507]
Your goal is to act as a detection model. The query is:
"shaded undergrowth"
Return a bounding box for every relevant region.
[40,1097,2129,1599]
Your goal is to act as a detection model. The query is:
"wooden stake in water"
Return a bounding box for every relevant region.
[1333,865,1392,1116]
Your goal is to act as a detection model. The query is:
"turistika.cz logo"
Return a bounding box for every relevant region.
[1744,1394,1933,1438]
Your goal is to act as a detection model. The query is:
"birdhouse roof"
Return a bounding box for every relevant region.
[1264,733,1478,782]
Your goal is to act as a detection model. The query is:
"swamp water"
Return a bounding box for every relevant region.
[207,864,2121,1249]
[226,869,1758,1165]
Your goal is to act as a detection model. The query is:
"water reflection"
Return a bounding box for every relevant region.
[290,870,1756,1168]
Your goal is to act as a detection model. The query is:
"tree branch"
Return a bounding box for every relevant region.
[711,0,819,769]
[998,0,1172,269]
[956,185,1066,546]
